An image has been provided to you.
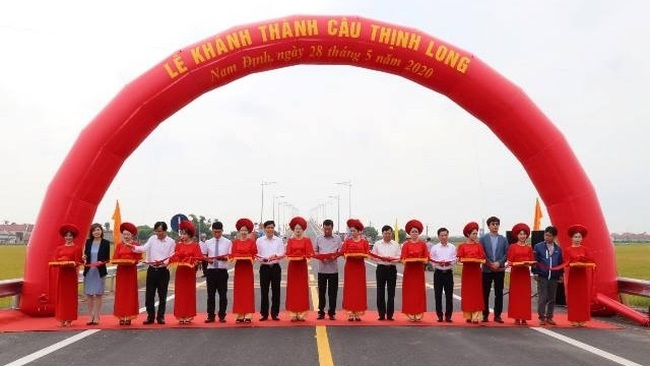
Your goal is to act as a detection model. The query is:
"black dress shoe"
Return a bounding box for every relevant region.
[259,316,268,321]
[317,314,325,320]
[494,317,504,324]
[157,318,166,325]
[378,316,385,321]
[328,315,336,320]
[386,317,394,321]
[271,316,280,321]
[205,318,215,323]
[143,318,155,325]
[218,318,226,323]
[437,318,443,322]
[481,317,489,322]
[445,319,453,323]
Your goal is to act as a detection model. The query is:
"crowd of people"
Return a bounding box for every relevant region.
[49,216,596,328]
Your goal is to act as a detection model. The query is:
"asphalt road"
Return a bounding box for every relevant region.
[1,259,649,366]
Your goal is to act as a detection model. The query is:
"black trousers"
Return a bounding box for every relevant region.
[376,265,397,318]
[317,273,339,316]
[145,267,170,319]
[433,269,454,319]
[259,264,281,317]
[482,271,505,318]
[206,268,229,319]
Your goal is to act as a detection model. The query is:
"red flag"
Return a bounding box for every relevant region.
[112,200,122,244]
[533,198,543,231]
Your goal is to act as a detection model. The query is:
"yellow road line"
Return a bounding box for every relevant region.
[315,325,334,366]
[309,265,334,366]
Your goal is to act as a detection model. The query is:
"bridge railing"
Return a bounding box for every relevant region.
[0,263,147,310]
[618,277,650,298]
[0,279,23,309]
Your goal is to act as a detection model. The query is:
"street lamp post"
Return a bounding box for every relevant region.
[328,194,340,232]
[277,201,286,236]
[320,203,327,223]
[335,180,352,218]
[272,195,285,223]
[424,223,436,238]
[260,180,276,223]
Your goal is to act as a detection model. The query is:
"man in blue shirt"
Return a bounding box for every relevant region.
[479,216,508,323]
[532,226,564,325]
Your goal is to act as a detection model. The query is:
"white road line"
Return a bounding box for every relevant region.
[6,270,227,366]
[531,327,644,366]
[3,330,101,366]
[6,265,640,366]
[366,259,641,365]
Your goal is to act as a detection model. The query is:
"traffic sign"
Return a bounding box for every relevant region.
[170,213,189,232]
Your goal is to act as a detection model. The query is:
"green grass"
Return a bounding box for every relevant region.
[0,245,27,280]
[615,243,650,308]
[614,243,650,279]
[0,245,27,308]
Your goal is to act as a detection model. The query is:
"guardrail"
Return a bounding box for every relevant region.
[0,278,23,309]
[618,277,650,298]
[0,263,147,310]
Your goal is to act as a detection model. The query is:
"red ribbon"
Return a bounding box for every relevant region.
[312,252,342,261]
[255,254,286,262]
[368,252,400,263]
[534,261,570,271]
[83,261,106,268]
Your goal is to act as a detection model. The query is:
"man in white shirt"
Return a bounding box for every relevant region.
[313,219,342,320]
[430,227,457,322]
[372,225,401,321]
[129,221,176,325]
[256,220,285,321]
[201,221,232,323]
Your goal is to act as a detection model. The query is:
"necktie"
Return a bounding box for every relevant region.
[215,238,219,268]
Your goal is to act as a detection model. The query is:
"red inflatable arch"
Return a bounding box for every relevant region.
[22,15,620,317]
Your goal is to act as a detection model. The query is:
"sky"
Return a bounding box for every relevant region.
[1,0,648,236]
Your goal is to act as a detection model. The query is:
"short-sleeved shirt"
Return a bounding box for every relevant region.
[313,234,343,274]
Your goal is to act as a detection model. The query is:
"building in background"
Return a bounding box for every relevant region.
[0,223,34,244]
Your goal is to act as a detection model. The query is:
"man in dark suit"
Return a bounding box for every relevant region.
[479,216,509,323]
